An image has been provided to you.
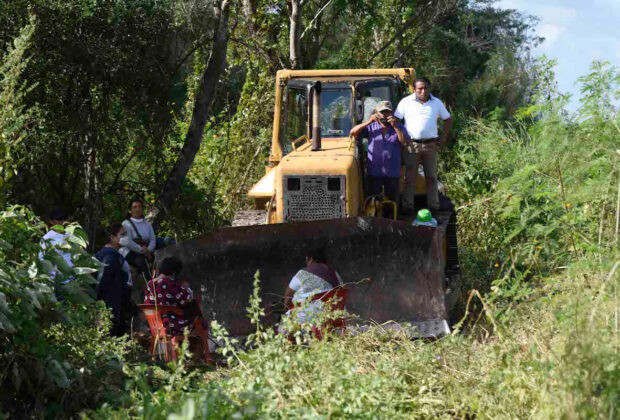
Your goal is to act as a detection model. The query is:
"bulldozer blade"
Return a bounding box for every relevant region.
[157,216,451,338]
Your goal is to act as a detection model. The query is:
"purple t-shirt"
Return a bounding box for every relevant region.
[360,122,406,178]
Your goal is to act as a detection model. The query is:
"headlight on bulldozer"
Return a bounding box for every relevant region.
[287,177,301,191]
[327,177,341,191]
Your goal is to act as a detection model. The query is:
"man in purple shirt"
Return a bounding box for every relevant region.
[350,101,409,203]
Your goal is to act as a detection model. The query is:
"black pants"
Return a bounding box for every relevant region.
[369,176,400,202]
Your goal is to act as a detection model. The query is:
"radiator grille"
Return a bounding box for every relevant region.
[283,176,345,222]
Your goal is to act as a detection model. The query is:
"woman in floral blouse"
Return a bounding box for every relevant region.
[144,257,195,336]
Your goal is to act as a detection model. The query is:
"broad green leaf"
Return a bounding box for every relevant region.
[0,311,15,333]
[45,360,70,388]
[73,266,98,275]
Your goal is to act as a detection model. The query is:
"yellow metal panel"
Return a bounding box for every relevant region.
[274,138,362,222]
[248,166,276,198]
[269,71,285,161]
[277,68,414,79]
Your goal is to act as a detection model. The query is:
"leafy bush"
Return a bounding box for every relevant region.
[0,205,132,417]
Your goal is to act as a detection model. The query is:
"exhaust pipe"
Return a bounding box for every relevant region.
[311,81,321,151]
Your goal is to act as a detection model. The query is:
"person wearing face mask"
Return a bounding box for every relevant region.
[349,100,409,204]
[394,77,453,215]
[120,198,156,284]
[95,224,133,336]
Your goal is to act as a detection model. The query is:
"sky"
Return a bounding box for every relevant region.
[496,0,620,111]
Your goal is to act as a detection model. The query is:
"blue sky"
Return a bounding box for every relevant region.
[496,0,620,111]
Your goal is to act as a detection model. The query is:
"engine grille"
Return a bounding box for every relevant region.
[283,175,345,222]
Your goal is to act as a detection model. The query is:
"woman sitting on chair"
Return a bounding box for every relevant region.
[284,248,343,324]
[144,257,199,336]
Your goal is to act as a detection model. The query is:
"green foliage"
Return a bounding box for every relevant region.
[0,19,35,205]
[0,0,220,242]
[444,60,620,299]
[90,61,619,419]
[0,205,132,417]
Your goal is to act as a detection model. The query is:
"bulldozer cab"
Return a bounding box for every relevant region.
[275,70,413,159]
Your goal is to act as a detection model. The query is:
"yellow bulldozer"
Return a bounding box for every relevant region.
[161,68,460,338]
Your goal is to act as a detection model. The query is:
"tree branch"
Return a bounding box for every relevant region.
[367,0,457,66]
[300,0,334,40]
[230,37,285,70]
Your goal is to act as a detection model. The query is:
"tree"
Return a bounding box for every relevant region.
[149,0,232,224]
[0,17,35,207]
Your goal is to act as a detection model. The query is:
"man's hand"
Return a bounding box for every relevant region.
[368,113,379,123]
[141,245,148,254]
[387,115,398,127]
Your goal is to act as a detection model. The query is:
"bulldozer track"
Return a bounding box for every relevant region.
[232,210,268,227]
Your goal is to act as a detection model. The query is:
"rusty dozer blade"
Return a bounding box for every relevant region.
[157,216,451,338]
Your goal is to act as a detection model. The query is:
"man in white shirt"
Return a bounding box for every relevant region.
[394,77,453,213]
[39,207,76,295]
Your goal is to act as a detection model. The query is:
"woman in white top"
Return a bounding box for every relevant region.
[120,198,156,283]
[284,248,343,324]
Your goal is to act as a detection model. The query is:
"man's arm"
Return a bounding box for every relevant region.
[393,98,405,120]
[439,116,453,145]
[284,286,295,309]
[350,114,377,138]
[147,223,156,253]
[389,117,409,146]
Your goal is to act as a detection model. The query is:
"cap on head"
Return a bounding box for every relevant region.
[374,100,393,113]
[416,209,432,222]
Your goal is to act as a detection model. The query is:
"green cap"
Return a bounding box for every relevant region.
[416,209,432,222]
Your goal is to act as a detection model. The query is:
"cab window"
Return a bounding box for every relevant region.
[321,88,352,137]
[355,79,404,123]
[280,87,308,155]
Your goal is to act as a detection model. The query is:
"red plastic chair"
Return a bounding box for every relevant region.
[288,287,348,340]
[139,304,211,364]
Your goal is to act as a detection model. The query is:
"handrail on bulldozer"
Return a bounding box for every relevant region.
[348,135,356,151]
[291,135,311,151]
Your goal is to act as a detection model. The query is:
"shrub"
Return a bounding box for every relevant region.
[0,205,132,417]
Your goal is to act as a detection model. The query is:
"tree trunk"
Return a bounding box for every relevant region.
[84,135,101,252]
[149,0,231,224]
[82,84,102,252]
[289,0,302,69]
[242,0,256,31]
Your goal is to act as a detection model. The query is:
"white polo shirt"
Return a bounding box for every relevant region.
[394,94,451,140]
